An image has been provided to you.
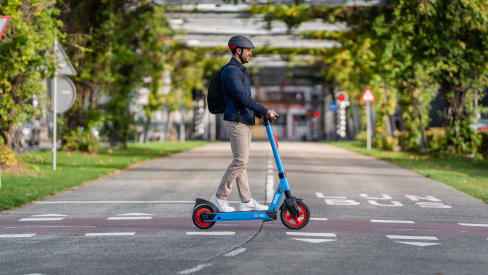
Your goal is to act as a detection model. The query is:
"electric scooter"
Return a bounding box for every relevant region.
[192,118,310,230]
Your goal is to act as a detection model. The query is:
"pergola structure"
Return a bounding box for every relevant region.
[155,1,379,141]
[163,1,381,50]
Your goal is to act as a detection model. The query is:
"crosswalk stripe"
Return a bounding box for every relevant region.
[371,220,414,224]
[458,223,488,227]
[186,231,235,236]
[0,234,36,238]
[107,217,152,220]
[310,218,328,221]
[19,218,64,222]
[85,232,135,237]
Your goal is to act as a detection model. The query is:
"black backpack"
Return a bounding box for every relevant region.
[207,64,242,114]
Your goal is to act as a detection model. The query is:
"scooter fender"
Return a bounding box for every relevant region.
[279,197,302,218]
[194,198,219,213]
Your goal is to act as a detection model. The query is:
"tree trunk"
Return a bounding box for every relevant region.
[143,113,151,143]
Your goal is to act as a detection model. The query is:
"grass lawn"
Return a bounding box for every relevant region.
[327,141,488,204]
[0,141,209,211]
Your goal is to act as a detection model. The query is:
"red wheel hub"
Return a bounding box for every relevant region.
[195,208,212,227]
[284,204,307,226]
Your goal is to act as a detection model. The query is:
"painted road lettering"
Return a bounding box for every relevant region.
[405,195,452,208]
[316,193,452,208]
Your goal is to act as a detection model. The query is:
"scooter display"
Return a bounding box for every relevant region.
[192,118,310,230]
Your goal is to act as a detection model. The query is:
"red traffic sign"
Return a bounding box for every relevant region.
[0,16,11,40]
[336,91,348,102]
[360,87,376,103]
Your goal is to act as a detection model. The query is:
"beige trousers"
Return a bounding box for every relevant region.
[217,120,252,202]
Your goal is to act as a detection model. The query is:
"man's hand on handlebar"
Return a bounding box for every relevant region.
[266,110,279,120]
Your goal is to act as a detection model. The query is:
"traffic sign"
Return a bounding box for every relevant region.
[54,38,76,76]
[328,101,338,112]
[360,87,376,103]
[49,76,76,114]
[336,91,349,102]
[0,16,11,40]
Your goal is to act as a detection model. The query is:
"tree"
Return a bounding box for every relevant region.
[57,0,115,150]
[104,1,175,147]
[0,0,60,165]
[410,0,488,156]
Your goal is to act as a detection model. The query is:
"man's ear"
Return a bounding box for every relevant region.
[236,48,242,55]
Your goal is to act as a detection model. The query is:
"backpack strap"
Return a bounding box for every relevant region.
[221,64,244,83]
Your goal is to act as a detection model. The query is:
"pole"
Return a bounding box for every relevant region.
[52,34,57,170]
[366,102,371,151]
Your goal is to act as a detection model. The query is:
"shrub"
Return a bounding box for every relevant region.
[478,130,488,159]
[425,127,448,157]
[62,127,99,152]
[0,137,17,167]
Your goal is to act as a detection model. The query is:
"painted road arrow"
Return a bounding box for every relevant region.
[291,238,336,243]
[396,241,440,247]
[387,235,440,247]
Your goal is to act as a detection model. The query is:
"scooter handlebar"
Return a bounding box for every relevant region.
[263,114,280,125]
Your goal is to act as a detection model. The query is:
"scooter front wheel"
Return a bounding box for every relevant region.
[192,205,215,229]
[280,200,310,230]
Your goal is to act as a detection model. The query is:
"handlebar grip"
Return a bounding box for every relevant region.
[263,115,279,125]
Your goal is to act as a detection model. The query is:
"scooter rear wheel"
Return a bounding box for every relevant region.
[192,205,215,229]
[280,200,310,230]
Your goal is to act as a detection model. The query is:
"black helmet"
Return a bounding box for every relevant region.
[228,35,255,50]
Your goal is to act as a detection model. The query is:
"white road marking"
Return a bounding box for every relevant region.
[387,235,438,240]
[34,201,195,204]
[310,218,328,221]
[395,241,440,247]
[85,232,135,237]
[286,232,336,238]
[371,220,415,224]
[5,226,95,229]
[458,223,488,227]
[360,194,392,200]
[368,200,403,207]
[416,202,452,208]
[224,247,246,257]
[291,238,336,243]
[32,214,67,217]
[405,195,440,202]
[186,231,235,236]
[0,234,36,238]
[315,192,347,199]
[119,213,153,216]
[324,199,360,206]
[178,264,212,274]
[107,217,152,220]
[19,218,64,222]
[19,214,67,222]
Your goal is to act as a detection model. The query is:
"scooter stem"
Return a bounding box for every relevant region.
[264,118,285,175]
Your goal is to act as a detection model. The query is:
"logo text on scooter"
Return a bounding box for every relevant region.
[272,194,280,205]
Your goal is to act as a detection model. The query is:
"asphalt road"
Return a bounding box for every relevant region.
[1,141,487,275]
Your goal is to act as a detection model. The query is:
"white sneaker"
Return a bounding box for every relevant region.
[210,193,235,212]
[239,198,269,211]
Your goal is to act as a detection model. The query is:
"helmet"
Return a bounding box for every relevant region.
[228,35,255,51]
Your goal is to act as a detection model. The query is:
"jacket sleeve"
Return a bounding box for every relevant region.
[223,67,269,117]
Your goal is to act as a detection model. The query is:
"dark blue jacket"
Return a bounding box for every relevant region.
[221,57,268,125]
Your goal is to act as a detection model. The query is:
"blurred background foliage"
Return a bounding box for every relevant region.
[0,0,487,167]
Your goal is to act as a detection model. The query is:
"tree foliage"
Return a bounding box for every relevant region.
[252,0,488,157]
[0,0,60,164]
